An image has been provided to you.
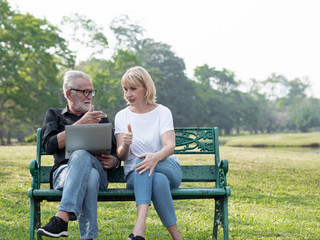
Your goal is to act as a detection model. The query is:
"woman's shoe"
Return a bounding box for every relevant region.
[128,233,145,240]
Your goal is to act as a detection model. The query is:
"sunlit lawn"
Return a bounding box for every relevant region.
[0,143,319,239]
[222,131,320,147]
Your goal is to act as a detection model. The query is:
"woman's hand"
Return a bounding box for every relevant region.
[122,124,133,146]
[135,130,176,177]
[116,124,133,161]
[135,153,160,177]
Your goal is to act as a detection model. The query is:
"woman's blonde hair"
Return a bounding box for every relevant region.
[121,66,156,104]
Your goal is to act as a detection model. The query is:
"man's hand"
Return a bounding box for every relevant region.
[96,154,119,169]
[76,105,107,124]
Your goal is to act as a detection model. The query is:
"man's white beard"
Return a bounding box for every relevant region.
[73,95,91,113]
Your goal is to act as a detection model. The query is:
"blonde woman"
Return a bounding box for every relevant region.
[115,66,183,240]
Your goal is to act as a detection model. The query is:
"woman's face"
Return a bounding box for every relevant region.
[122,81,147,107]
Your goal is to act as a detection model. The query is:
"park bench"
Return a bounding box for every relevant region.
[28,127,231,239]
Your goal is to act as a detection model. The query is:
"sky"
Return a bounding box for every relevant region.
[8,0,320,97]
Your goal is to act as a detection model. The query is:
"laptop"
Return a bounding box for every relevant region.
[65,123,112,159]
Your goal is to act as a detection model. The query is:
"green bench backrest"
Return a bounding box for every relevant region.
[35,127,220,184]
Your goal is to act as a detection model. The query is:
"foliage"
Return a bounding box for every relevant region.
[60,13,109,61]
[77,50,141,122]
[23,132,37,144]
[3,1,320,144]
[194,64,238,92]
[0,0,74,144]
[110,14,145,52]
[136,38,200,126]
[1,143,319,239]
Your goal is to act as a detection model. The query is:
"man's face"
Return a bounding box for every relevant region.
[67,77,94,115]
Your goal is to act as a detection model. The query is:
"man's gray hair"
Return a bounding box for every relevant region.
[62,70,92,99]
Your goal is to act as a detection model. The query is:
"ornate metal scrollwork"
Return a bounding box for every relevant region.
[218,168,226,188]
[174,128,215,153]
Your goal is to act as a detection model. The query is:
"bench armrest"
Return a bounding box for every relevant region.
[220,159,229,174]
[217,159,229,188]
[30,159,40,189]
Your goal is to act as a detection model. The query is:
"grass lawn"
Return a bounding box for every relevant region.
[0,144,319,239]
[221,131,320,148]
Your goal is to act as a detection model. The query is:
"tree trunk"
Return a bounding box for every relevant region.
[0,130,5,145]
[6,129,11,145]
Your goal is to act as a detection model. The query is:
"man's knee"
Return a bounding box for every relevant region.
[87,168,100,190]
[69,150,92,164]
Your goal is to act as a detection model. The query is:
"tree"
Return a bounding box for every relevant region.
[60,13,109,63]
[194,64,238,92]
[262,73,289,100]
[247,79,281,133]
[0,0,74,144]
[137,39,199,126]
[287,77,309,100]
[291,98,320,132]
[193,64,242,133]
[77,50,141,122]
[110,15,145,53]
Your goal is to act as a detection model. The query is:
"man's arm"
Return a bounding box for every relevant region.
[41,109,63,154]
[56,131,66,149]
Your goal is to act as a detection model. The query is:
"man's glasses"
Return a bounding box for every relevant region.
[70,89,97,97]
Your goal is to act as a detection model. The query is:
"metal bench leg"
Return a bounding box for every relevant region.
[30,198,42,240]
[213,197,229,240]
[29,198,35,240]
[213,198,220,239]
[35,200,42,240]
[223,196,229,240]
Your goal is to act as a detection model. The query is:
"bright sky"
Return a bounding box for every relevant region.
[8,0,320,97]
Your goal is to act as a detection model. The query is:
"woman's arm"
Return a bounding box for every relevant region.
[116,124,133,161]
[135,129,175,176]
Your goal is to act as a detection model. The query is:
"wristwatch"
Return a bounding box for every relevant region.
[114,157,121,169]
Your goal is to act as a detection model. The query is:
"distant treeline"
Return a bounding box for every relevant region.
[1,0,320,145]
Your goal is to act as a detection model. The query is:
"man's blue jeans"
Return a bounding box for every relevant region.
[126,156,182,227]
[53,150,108,239]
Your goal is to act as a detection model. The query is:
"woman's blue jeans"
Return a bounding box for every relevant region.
[52,149,108,239]
[126,156,182,227]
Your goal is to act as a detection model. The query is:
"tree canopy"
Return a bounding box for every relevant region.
[0,0,74,144]
[1,2,320,144]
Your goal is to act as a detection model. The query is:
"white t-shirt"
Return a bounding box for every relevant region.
[115,104,179,175]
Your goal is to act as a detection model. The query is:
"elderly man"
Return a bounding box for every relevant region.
[37,70,120,240]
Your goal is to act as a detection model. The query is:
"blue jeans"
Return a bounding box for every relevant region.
[126,156,182,227]
[53,150,108,239]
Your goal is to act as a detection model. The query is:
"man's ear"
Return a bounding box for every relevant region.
[66,90,73,100]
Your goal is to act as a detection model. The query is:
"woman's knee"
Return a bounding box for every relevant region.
[152,173,170,192]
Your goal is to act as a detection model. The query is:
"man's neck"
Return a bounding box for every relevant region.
[67,105,84,117]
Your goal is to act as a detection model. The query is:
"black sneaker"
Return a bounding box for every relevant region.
[37,216,68,238]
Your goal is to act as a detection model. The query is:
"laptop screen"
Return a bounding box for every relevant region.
[65,123,112,159]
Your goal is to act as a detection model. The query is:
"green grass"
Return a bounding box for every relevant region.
[221,131,320,148]
[0,144,319,239]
